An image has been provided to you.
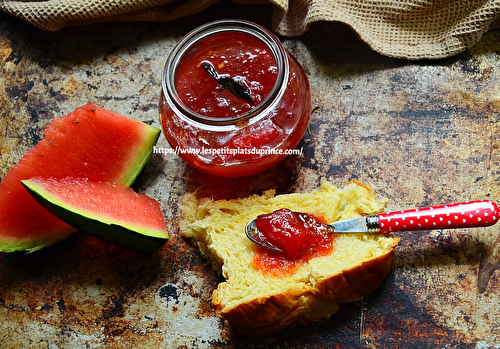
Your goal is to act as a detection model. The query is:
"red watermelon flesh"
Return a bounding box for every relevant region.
[0,104,160,252]
[22,177,168,252]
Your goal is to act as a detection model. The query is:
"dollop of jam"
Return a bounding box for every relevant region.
[252,208,335,276]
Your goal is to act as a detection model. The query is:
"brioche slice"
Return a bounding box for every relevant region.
[179,179,400,335]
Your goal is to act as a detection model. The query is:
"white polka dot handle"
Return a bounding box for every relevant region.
[378,200,499,233]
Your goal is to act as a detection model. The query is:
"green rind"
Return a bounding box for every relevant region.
[0,237,66,253]
[121,124,161,187]
[21,180,169,253]
[0,219,76,254]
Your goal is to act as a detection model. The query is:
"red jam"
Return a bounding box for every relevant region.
[175,32,278,118]
[159,20,311,177]
[252,208,336,276]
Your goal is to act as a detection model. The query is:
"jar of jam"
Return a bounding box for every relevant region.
[159,19,311,177]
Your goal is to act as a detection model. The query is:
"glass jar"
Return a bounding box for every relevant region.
[159,19,311,177]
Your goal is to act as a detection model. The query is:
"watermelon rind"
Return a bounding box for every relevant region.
[120,121,160,187]
[21,179,169,253]
[0,104,161,252]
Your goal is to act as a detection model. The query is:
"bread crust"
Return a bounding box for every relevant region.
[213,283,340,335]
[316,242,399,303]
[212,238,399,335]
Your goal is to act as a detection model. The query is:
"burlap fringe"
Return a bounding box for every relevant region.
[1,0,499,60]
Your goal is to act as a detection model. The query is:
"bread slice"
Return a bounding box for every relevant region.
[179,179,400,335]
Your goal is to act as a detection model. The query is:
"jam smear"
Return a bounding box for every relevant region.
[253,208,336,276]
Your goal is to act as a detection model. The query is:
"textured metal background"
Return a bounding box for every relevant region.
[1,1,499,348]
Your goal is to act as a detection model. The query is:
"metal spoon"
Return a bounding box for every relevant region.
[245,200,499,253]
[201,61,254,104]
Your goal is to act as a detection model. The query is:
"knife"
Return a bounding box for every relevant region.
[333,200,499,234]
[245,200,499,253]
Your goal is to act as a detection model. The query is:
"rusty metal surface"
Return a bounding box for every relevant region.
[1,1,500,348]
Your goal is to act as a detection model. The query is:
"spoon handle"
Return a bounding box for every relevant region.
[378,200,499,233]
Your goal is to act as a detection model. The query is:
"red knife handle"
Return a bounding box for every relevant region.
[378,200,499,233]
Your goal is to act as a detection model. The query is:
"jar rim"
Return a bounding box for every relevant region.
[161,19,289,129]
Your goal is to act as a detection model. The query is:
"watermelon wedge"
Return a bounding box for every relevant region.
[21,178,169,252]
[0,104,160,252]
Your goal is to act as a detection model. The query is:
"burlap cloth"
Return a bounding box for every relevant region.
[1,0,500,60]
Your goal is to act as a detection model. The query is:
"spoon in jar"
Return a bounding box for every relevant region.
[201,61,254,104]
[245,200,499,254]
